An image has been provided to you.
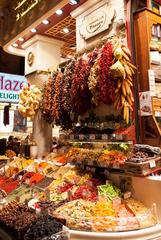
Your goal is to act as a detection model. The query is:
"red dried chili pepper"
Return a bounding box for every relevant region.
[98,42,115,104]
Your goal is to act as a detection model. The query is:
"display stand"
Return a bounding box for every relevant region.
[69,224,161,240]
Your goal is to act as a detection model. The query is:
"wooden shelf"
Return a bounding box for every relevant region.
[134,9,161,146]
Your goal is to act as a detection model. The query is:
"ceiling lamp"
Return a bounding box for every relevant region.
[56,9,63,15]
[19,37,24,42]
[12,43,18,47]
[63,27,69,33]
[69,0,80,5]
[42,19,49,25]
[30,28,37,33]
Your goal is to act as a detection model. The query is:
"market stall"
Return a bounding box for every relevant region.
[1,0,161,240]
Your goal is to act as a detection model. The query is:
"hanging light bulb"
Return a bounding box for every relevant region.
[63,27,69,33]
[69,0,80,5]
[56,9,63,15]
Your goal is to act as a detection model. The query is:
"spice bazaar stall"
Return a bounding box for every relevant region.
[1,0,161,240]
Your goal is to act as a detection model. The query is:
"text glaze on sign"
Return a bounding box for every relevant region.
[80,3,115,40]
[0,72,28,103]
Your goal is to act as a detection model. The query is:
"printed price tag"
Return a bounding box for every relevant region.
[70,135,74,140]
[18,175,23,180]
[104,170,110,178]
[113,162,120,169]
[25,178,30,185]
[113,197,121,209]
[116,134,123,140]
[36,208,41,215]
[89,134,95,140]
[124,191,131,199]
[79,134,84,140]
[149,160,156,168]
[38,167,43,172]
[102,134,108,140]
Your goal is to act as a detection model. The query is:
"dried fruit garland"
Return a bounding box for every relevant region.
[41,72,57,123]
[88,58,100,106]
[54,74,72,129]
[41,40,135,128]
[52,72,63,122]
[71,57,92,117]
[98,41,115,104]
[71,51,98,118]
[62,60,76,112]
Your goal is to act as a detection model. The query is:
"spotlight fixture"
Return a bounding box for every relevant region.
[56,9,63,15]
[19,37,24,42]
[69,0,80,5]
[63,27,69,33]
[30,28,37,33]
[42,19,49,25]
[12,43,18,47]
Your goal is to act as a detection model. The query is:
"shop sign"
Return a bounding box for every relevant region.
[80,3,115,40]
[0,72,28,103]
[14,0,42,21]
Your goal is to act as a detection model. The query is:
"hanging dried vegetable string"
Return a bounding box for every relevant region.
[88,57,100,106]
[55,74,65,125]
[54,74,72,129]
[41,72,57,123]
[52,72,63,123]
[98,41,115,104]
[62,60,76,113]
[71,50,98,119]
[111,41,136,124]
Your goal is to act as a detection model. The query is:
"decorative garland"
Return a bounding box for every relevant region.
[41,38,135,128]
[41,72,57,123]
